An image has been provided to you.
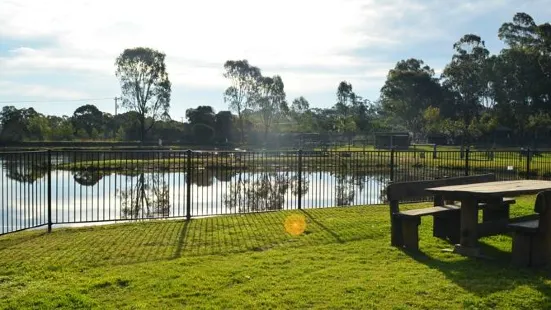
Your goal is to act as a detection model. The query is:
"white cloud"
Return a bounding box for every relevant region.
[0,0,418,92]
[0,0,547,115]
[0,81,91,100]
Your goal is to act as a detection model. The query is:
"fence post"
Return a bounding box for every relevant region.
[298,149,303,210]
[390,147,395,182]
[186,150,192,220]
[526,148,531,180]
[47,150,52,233]
[465,147,470,176]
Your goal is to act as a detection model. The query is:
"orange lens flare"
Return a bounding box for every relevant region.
[284,214,306,236]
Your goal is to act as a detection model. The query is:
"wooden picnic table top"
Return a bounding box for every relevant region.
[425,180,551,199]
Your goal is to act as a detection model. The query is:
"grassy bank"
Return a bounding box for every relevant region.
[1,196,550,309]
[54,150,551,178]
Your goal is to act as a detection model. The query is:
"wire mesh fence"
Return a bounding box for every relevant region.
[1,148,550,236]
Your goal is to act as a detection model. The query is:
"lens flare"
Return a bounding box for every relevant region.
[284,214,307,236]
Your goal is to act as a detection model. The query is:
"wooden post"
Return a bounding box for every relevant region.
[389,199,403,247]
[459,198,478,248]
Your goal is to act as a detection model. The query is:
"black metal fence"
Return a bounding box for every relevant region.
[1,148,550,236]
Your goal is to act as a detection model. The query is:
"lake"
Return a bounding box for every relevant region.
[0,158,390,234]
[1,149,525,235]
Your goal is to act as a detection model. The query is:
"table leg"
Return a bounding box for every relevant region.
[482,196,510,223]
[454,197,481,257]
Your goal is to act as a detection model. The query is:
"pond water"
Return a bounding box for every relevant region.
[0,158,390,234]
[1,150,526,235]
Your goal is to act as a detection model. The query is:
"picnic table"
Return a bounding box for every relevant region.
[426,180,551,257]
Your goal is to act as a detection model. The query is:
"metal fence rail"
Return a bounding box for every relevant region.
[0,151,49,235]
[1,148,549,236]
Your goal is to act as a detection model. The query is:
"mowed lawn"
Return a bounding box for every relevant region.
[1,197,551,309]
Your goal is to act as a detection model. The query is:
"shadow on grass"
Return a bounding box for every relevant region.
[171,207,385,258]
[0,230,48,251]
[0,206,387,269]
[402,240,551,302]
[171,219,190,259]
[300,209,345,244]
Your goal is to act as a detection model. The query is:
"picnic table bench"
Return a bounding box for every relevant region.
[426,179,551,258]
[387,174,515,251]
[509,190,551,267]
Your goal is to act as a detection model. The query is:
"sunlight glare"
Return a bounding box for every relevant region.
[284,214,307,236]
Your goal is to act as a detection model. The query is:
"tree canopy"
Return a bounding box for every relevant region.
[2,12,550,148]
[115,47,172,142]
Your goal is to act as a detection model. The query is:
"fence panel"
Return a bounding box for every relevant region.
[0,151,49,235]
[2,148,550,236]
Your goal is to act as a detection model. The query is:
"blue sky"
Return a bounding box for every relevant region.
[0,0,549,120]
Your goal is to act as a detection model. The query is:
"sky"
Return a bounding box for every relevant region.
[0,0,549,121]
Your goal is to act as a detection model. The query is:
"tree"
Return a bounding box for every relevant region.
[223,60,261,144]
[493,13,551,140]
[214,111,234,144]
[422,106,442,137]
[186,106,216,143]
[290,96,310,115]
[72,104,104,138]
[50,116,74,141]
[290,96,312,132]
[527,112,551,148]
[0,106,38,142]
[115,47,171,143]
[252,75,288,142]
[27,115,52,141]
[498,13,540,49]
[336,81,354,115]
[336,115,357,150]
[442,35,490,144]
[380,59,442,140]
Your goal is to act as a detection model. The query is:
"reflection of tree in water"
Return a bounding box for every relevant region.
[73,170,105,186]
[224,171,309,213]
[377,175,391,204]
[118,172,170,219]
[335,172,356,206]
[188,168,238,186]
[190,168,214,187]
[213,169,237,182]
[4,160,47,184]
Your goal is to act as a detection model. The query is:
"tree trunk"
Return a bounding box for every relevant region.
[264,125,269,148]
[238,113,244,145]
[140,114,146,145]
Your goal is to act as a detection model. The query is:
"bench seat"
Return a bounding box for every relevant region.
[387,173,504,251]
[507,191,551,267]
[509,220,539,233]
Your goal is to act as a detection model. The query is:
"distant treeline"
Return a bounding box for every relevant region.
[1,12,550,148]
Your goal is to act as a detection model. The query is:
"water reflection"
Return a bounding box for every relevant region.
[118,173,170,219]
[1,160,390,231]
[335,173,355,206]
[73,170,105,186]
[223,171,310,213]
[3,160,47,184]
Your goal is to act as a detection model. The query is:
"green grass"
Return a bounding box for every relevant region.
[1,196,550,309]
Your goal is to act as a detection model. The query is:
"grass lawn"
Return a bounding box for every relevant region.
[1,196,550,309]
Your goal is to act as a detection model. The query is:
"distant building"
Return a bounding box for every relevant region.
[427,133,448,145]
[374,132,410,149]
